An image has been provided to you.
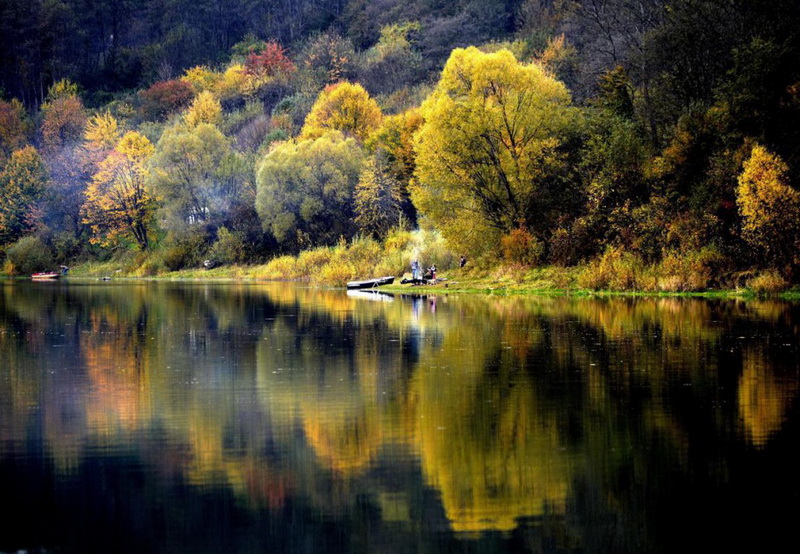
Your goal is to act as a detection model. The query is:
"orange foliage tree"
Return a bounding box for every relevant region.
[40,95,87,152]
[244,41,295,77]
[138,79,194,121]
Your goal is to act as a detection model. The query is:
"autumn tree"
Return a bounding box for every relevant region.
[184,91,223,127]
[84,111,122,153]
[138,79,194,121]
[82,131,156,250]
[0,98,29,158]
[0,146,49,245]
[367,108,422,224]
[736,144,800,269]
[255,132,364,248]
[40,93,87,152]
[300,81,382,142]
[244,41,295,77]
[148,123,248,231]
[296,32,357,89]
[360,21,424,95]
[354,156,404,239]
[412,47,581,257]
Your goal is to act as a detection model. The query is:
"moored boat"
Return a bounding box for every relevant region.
[346,275,395,289]
[31,271,60,280]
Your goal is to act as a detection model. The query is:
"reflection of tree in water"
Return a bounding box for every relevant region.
[738,346,799,448]
[2,285,800,550]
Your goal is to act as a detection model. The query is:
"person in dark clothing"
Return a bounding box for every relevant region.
[459,255,466,268]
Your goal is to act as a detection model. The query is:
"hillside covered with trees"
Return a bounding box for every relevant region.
[2,0,800,291]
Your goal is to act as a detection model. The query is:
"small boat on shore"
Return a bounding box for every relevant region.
[346,276,395,289]
[31,271,60,280]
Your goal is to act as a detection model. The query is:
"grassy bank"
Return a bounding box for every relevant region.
[61,254,800,300]
[21,230,797,298]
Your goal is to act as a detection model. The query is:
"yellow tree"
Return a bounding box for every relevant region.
[84,111,122,153]
[300,81,382,142]
[82,131,156,250]
[367,108,423,223]
[412,47,580,257]
[736,144,800,268]
[184,91,223,127]
[354,156,403,239]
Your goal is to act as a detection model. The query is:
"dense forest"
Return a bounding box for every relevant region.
[1,0,800,290]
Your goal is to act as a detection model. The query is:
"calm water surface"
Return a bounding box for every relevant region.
[1,281,799,553]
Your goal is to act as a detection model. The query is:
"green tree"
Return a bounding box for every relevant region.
[148,123,246,231]
[412,47,581,257]
[0,98,29,158]
[0,146,49,245]
[255,132,365,249]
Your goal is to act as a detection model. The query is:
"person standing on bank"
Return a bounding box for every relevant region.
[411,260,421,281]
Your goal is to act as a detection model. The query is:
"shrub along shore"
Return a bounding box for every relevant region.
[54,229,797,298]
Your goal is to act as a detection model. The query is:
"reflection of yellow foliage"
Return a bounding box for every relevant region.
[416,390,569,531]
[738,350,798,448]
[83,340,150,433]
[302,408,382,474]
[411,328,570,533]
[378,492,411,523]
[9,280,800,535]
[257,320,390,476]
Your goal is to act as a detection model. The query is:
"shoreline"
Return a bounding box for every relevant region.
[7,265,800,300]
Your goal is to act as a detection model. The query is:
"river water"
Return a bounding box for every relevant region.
[0,281,798,553]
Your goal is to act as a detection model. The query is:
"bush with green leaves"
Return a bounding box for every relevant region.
[5,235,55,275]
[208,227,247,265]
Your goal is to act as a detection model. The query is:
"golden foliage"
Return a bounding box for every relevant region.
[184,90,223,127]
[501,226,544,267]
[82,131,156,249]
[181,65,220,92]
[182,64,249,100]
[412,47,577,258]
[736,144,800,267]
[46,79,79,101]
[84,111,121,152]
[300,81,383,141]
[367,108,422,186]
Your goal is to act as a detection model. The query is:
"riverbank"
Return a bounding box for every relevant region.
[54,260,800,299]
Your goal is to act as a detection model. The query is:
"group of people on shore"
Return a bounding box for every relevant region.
[409,255,466,283]
[411,260,437,281]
